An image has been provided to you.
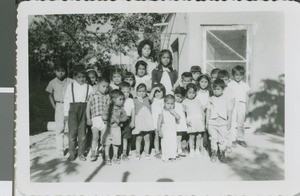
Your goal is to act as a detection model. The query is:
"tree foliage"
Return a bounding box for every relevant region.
[249,74,284,135]
[28,13,164,81]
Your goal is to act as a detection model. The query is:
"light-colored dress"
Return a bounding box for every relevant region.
[133,97,154,135]
[161,109,178,161]
[151,98,164,129]
[174,102,188,132]
[160,68,173,95]
[182,98,205,133]
[196,90,210,109]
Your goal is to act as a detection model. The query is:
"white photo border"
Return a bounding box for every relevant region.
[16,1,300,195]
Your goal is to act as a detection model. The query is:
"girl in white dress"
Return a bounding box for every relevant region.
[157,95,180,162]
[150,83,166,158]
[182,83,205,158]
[174,86,188,157]
[195,74,211,156]
[134,60,152,92]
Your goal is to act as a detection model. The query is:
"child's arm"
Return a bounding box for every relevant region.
[63,84,72,121]
[169,108,180,121]
[148,86,160,102]
[130,109,135,129]
[119,109,128,123]
[86,101,92,126]
[172,78,181,92]
[205,108,210,130]
[48,93,56,110]
[157,114,163,138]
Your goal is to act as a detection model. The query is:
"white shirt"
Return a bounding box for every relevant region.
[124,98,134,116]
[227,80,250,103]
[135,75,151,91]
[161,69,173,95]
[196,90,210,108]
[64,81,93,116]
[208,94,231,120]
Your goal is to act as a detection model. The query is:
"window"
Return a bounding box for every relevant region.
[203,25,252,83]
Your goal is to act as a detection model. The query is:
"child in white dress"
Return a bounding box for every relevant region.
[157,95,180,162]
[182,83,205,158]
[174,86,188,157]
[150,83,166,158]
[133,83,154,160]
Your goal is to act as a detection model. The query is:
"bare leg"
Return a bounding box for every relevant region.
[135,135,142,155]
[123,138,128,155]
[144,133,150,155]
[196,133,203,151]
[189,134,195,153]
[91,128,100,152]
[113,145,119,158]
[154,130,160,154]
[177,134,182,154]
[105,145,110,160]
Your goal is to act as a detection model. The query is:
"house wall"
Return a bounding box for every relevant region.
[162,12,284,90]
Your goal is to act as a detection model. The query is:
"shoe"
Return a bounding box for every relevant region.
[90,154,97,162]
[178,153,186,157]
[104,159,112,166]
[169,158,176,162]
[145,154,151,160]
[195,149,202,158]
[78,155,87,161]
[67,155,76,161]
[219,150,227,163]
[210,150,217,163]
[232,141,238,148]
[112,156,121,164]
[154,153,161,159]
[226,146,232,154]
[237,140,247,147]
[135,154,141,160]
[121,154,129,161]
[189,150,195,158]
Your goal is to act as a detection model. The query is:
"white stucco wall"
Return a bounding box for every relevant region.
[162,12,284,91]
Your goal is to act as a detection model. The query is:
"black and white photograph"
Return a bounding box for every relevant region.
[15,1,300,195]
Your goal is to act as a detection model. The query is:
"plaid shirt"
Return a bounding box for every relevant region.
[88,91,110,118]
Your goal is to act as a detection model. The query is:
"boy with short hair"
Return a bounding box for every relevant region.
[190,65,202,84]
[206,79,233,163]
[210,68,220,83]
[64,64,93,161]
[227,65,250,148]
[172,72,193,91]
[86,77,110,162]
[217,70,236,151]
[46,64,72,156]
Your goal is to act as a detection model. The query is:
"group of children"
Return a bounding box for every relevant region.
[46,39,250,165]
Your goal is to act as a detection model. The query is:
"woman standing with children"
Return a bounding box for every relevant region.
[48,37,250,165]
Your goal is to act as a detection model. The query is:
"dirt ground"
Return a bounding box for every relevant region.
[30,130,284,182]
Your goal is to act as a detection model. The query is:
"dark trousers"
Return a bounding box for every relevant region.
[68,103,87,157]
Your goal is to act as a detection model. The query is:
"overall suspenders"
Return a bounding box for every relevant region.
[71,83,89,103]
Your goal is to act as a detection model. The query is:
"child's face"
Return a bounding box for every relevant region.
[136,87,147,98]
[114,96,125,107]
[98,81,109,94]
[161,53,170,67]
[74,73,86,85]
[154,89,164,99]
[142,44,151,58]
[55,68,66,80]
[186,88,196,99]
[213,86,223,97]
[164,99,175,110]
[220,76,230,86]
[233,72,244,83]
[88,73,97,85]
[124,77,134,87]
[121,87,131,99]
[199,78,209,90]
[175,94,183,103]
[182,77,192,87]
[137,65,146,77]
[211,73,218,83]
[192,72,201,81]
[112,73,122,85]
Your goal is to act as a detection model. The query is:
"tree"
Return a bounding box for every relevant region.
[28,13,164,81]
[248,74,284,135]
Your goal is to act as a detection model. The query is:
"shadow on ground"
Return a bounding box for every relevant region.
[227,146,284,181]
[31,156,79,182]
